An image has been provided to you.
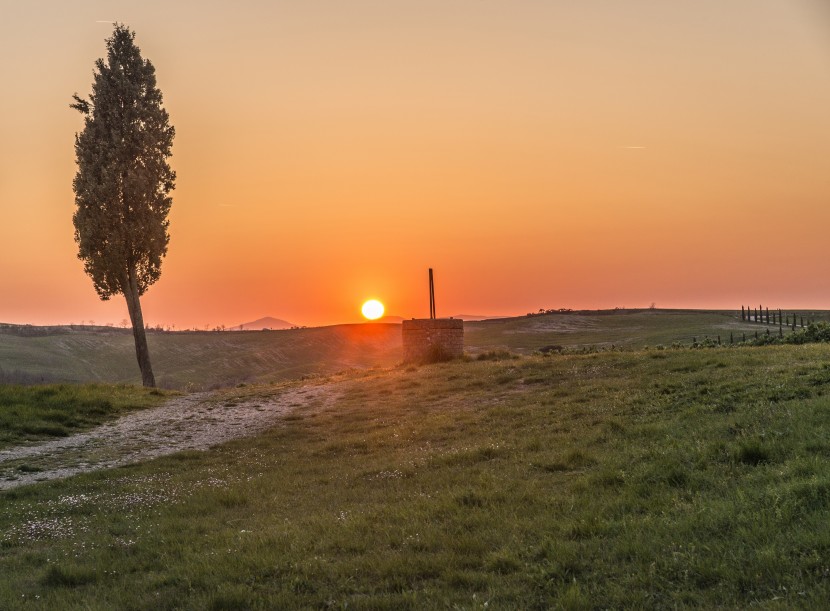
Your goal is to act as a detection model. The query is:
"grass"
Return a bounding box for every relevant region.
[3,344,830,607]
[0,385,169,450]
[464,308,830,354]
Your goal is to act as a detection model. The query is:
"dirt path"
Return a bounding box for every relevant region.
[0,382,338,491]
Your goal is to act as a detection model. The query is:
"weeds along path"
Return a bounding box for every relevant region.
[0,382,339,491]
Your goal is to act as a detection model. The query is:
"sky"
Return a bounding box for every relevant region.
[1,1,829,328]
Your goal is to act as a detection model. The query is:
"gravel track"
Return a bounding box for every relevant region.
[0,383,336,491]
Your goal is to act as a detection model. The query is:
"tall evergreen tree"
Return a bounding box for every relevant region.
[71,25,175,387]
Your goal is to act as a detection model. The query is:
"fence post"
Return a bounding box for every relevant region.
[741,305,745,320]
[730,332,734,344]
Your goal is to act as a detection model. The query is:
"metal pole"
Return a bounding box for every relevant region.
[429,268,435,319]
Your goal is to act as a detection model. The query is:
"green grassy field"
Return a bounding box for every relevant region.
[3,309,826,389]
[464,308,829,354]
[3,344,830,608]
[0,385,169,450]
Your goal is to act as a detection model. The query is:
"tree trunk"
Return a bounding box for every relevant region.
[123,273,156,387]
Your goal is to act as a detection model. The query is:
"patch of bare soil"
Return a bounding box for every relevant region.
[0,383,339,491]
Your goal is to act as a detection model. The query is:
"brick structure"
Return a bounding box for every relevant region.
[402,318,464,362]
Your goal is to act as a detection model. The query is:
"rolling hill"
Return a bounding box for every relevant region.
[1,309,826,389]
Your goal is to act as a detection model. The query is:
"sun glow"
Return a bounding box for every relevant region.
[361,299,385,320]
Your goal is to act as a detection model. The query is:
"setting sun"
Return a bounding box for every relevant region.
[361,299,385,320]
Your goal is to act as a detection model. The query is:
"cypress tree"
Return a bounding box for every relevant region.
[71,25,175,387]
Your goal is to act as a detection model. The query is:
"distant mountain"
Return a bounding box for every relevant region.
[233,316,295,331]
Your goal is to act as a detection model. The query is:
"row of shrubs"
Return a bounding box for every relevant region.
[747,321,830,346]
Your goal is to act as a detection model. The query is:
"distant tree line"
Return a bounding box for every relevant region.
[526,308,574,317]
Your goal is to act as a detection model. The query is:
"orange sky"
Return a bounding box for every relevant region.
[1,1,829,328]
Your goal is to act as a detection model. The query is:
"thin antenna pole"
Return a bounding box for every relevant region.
[429,268,435,319]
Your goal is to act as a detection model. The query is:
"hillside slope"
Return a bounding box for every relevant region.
[1,309,825,389]
[463,308,816,353]
[0,324,401,389]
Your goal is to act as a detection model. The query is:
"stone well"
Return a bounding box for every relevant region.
[402,318,464,362]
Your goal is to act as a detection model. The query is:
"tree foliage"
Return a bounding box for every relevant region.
[71,24,175,300]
